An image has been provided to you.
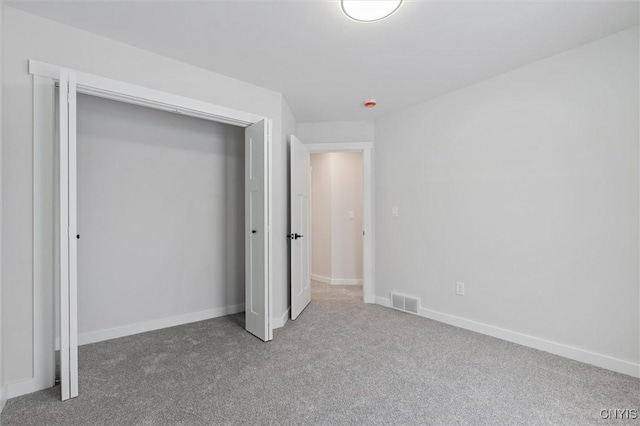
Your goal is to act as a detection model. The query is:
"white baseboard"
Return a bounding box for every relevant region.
[6,378,43,400]
[331,278,362,286]
[311,274,362,286]
[311,274,331,284]
[375,296,393,308]
[78,304,245,346]
[375,296,640,378]
[272,307,290,329]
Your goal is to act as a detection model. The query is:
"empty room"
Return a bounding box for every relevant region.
[0,0,639,425]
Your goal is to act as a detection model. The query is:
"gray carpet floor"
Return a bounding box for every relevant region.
[2,282,638,425]
[311,280,363,301]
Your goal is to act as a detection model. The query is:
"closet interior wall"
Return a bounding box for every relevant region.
[68,93,245,345]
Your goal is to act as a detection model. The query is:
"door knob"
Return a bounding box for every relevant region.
[287,233,303,240]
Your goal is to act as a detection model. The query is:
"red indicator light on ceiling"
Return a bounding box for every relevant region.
[364,99,377,109]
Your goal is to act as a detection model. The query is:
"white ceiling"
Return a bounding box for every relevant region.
[8,0,639,122]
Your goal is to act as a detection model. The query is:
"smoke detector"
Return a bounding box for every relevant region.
[364,99,377,109]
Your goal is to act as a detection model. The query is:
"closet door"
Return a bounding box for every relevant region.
[59,70,79,400]
[245,120,271,341]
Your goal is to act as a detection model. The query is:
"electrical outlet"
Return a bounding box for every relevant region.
[392,206,399,217]
[349,210,355,220]
[456,281,465,296]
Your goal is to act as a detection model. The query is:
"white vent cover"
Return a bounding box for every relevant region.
[390,292,420,314]
[404,296,418,314]
[392,293,405,310]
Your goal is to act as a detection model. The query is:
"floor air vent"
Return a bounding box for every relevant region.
[390,292,419,314]
[392,293,404,310]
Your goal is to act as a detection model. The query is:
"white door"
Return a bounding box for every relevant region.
[59,70,79,401]
[289,136,311,320]
[245,120,271,341]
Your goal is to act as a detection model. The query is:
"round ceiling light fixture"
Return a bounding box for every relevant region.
[341,0,403,23]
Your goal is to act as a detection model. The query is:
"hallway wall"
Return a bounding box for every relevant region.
[311,152,363,284]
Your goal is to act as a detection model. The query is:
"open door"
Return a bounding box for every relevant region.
[289,136,311,320]
[245,120,271,341]
[58,70,79,401]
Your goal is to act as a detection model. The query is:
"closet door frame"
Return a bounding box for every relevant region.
[29,60,274,400]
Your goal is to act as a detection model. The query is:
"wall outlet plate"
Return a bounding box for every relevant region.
[456,281,465,296]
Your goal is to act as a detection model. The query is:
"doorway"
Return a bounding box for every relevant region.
[289,139,374,321]
[310,152,364,301]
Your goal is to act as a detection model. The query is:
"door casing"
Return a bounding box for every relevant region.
[304,142,375,304]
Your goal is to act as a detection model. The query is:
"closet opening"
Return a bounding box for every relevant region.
[31,61,272,401]
[74,93,246,345]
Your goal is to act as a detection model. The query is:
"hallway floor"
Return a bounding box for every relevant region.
[310,279,362,301]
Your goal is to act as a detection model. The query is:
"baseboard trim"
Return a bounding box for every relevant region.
[330,278,362,286]
[375,296,640,378]
[311,274,362,286]
[6,378,43,400]
[78,304,245,346]
[311,274,331,284]
[0,387,6,413]
[375,296,392,308]
[272,307,290,329]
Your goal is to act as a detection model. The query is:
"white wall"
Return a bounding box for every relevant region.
[375,27,640,374]
[330,152,363,282]
[311,154,333,279]
[311,152,363,283]
[0,0,5,412]
[76,94,244,338]
[2,6,290,391]
[298,120,374,144]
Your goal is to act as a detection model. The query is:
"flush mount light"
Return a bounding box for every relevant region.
[341,0,403,23]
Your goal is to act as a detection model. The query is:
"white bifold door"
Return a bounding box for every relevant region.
[245,120,271,341]
[289,136,311,320]
[57,73,271,401]
[58,70,79,401]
